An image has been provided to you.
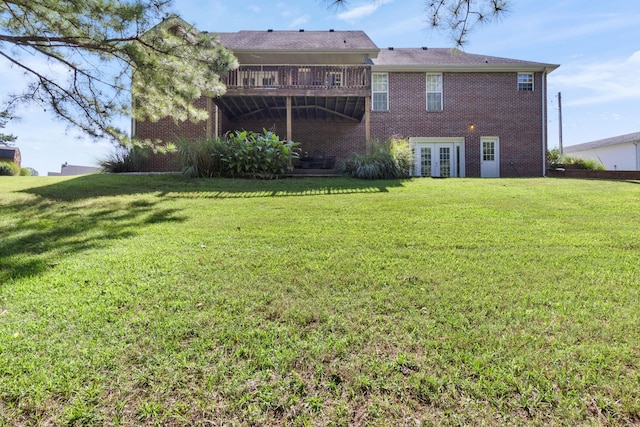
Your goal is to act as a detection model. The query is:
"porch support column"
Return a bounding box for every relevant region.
[365,96,371,154]
[206,97,213,139]
[286,96,292,141]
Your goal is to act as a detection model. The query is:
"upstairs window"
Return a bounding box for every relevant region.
[426,73,443,111]
[372,73,389,111]
[518,73,534,91]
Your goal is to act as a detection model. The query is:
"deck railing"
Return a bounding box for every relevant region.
[222,65,370,90]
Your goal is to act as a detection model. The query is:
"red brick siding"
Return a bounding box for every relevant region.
[136,71,547,177]
[371,72,546,177]
[223,118,367,160]
[547,169,640,180]
[135,97,209,172]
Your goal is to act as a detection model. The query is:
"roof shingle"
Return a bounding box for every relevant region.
[216,30,378,51]
[370,48,556,69]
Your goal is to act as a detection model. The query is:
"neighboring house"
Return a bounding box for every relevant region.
[135,20,559,177]
[564,132,640,171]
[0,145,21,168]
[47,163,99,176]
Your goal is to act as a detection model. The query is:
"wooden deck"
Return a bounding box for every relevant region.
[214,65,373,143]
[222,65,370,91]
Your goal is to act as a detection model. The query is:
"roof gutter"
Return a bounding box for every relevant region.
[371,64,559,73]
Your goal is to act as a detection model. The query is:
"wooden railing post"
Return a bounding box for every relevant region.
[225,65,371,89]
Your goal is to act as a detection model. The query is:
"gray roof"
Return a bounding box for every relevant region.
[370,48,558,70]
[565,131,640,153]
[217,30,378,52]
[210,28,558,71]
[0,147,18,158]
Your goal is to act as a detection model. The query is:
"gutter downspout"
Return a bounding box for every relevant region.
[542,67,548,177]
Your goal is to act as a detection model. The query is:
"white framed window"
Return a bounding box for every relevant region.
[426,73,443,111]
[372,73,389,111]
[329,72,342,87]
[518,73,534,91]
[482,139,496,161]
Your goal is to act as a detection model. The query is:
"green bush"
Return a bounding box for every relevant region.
[564,157,606,171]
[547,148,606,170]
[179,129,300,178]
[0,161,19,176]
[224,129,300,177]
[178,137,229,178]
[19,167,31,176]
[337,137,412,179]
[99,145,150,173]
[547,148,562,168]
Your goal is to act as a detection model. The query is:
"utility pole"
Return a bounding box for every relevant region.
[558,92,563,155]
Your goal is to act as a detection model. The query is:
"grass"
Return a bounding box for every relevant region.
[0,174,639,426]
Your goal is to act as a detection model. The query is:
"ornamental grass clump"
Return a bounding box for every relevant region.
[178,137,229,178]
[99,145,150,173]
[547,148,606,170]
[0,161,19,176]
[338,136,412,179]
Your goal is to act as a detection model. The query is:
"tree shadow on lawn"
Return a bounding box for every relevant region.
[3,174,405,283]
[0,189,186,283]
[22,173,407,201]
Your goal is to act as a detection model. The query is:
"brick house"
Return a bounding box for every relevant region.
[134,24,559,177]
[0,145,20,168]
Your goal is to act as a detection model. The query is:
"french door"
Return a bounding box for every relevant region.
[416,143,454,177]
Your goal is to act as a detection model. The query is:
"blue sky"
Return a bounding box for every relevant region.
[2,0,639,175]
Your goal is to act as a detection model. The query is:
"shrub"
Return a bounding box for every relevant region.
[547,148,562,168]
[179,130,300,178]
[337,137,412,179]
[0,161,19,176]
[564,157,606,171]
[389,136,412,174]
[99,145,149,173]
[19,167,31,176]
[178,137,229,178]
[547,148,606,170]
[224,129,299,177]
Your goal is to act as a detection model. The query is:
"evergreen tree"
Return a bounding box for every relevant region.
[0,111,16,145]
[0,2,237,146]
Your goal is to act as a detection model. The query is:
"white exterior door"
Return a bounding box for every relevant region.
[415,143,454,177]
[410,137,465,178]
[480,137,500,177]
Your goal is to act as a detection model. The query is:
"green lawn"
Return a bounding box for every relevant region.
[1,175,639,426]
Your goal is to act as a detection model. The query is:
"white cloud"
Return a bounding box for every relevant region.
[337,0,393,22]
[550,50,640,106]
[536,13,639,45]
[248,5,261,14]
[288,15,310,28]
